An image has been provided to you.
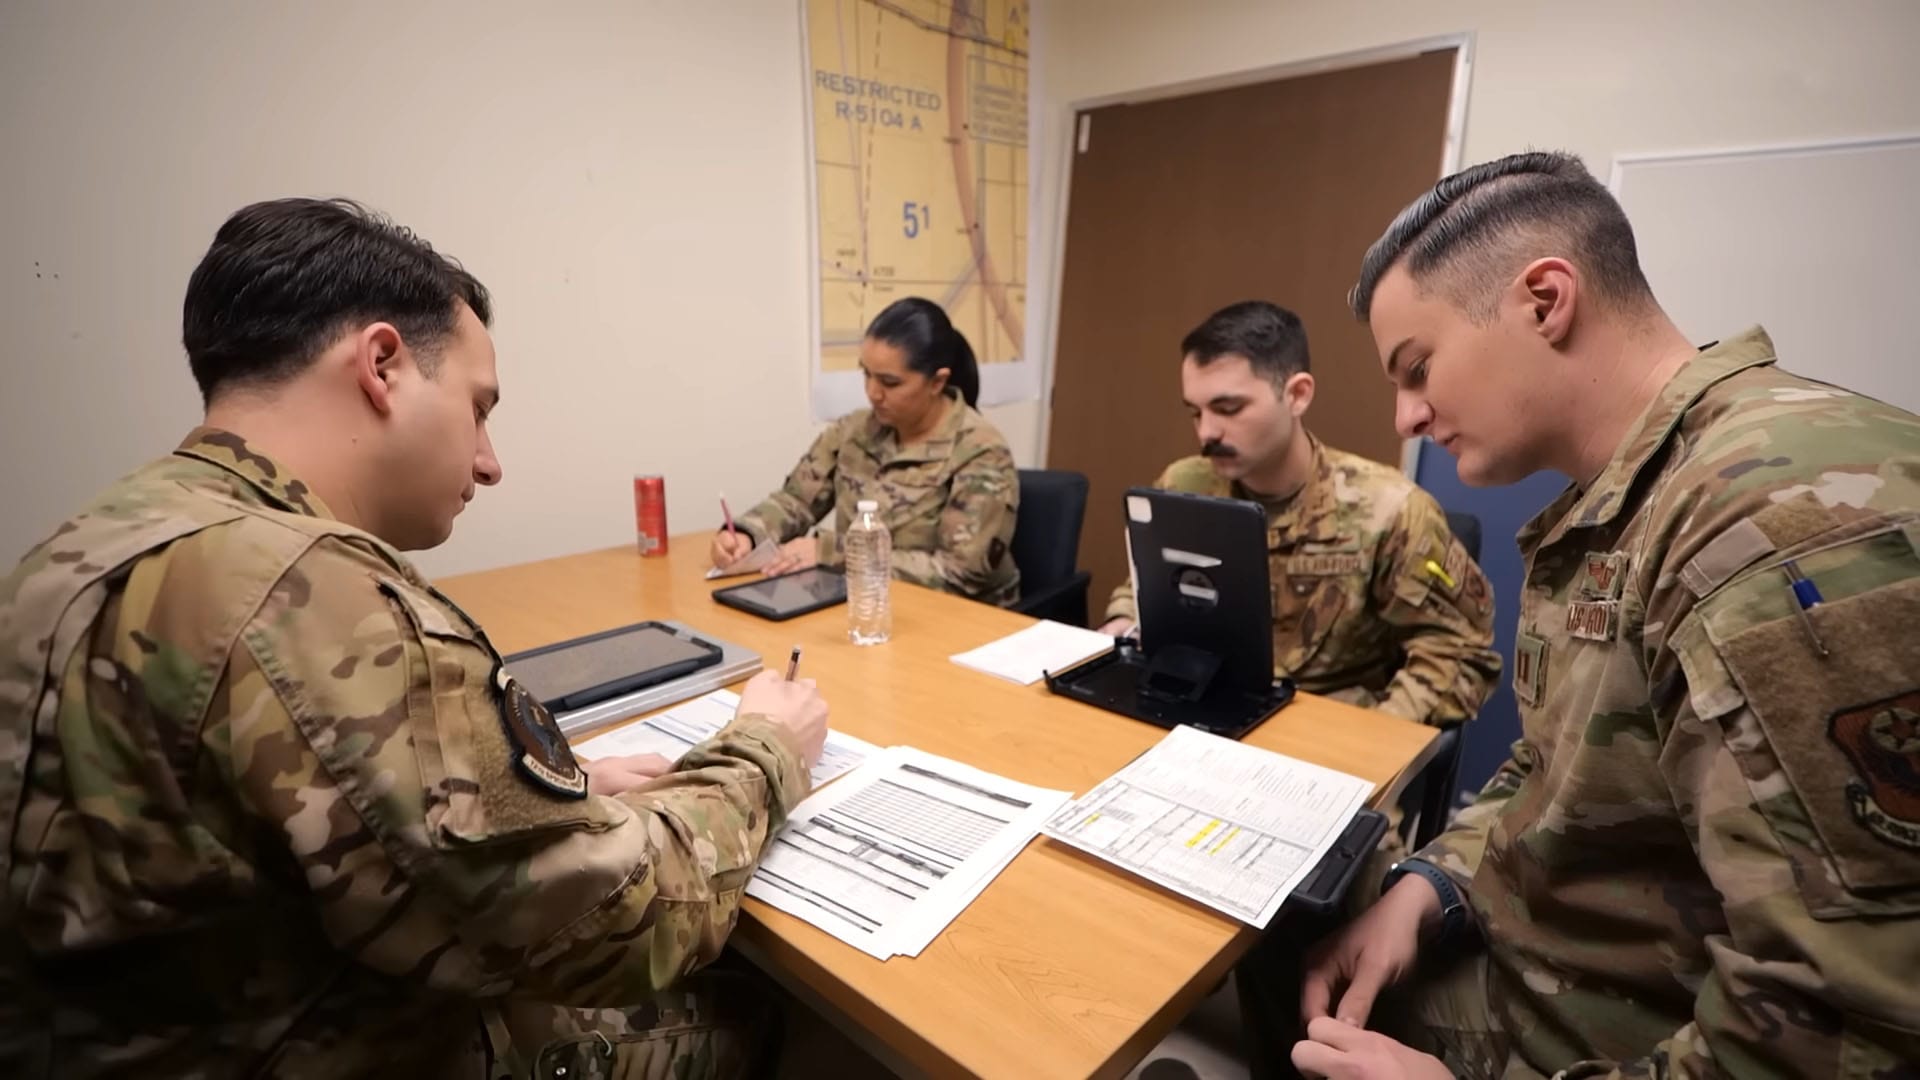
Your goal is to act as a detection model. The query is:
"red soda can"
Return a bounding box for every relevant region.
[634,475,668,556]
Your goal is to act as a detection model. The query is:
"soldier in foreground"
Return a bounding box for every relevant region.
[1101,300,1500,734]
[0,198,829,1078]
[1291,151,1920,1078]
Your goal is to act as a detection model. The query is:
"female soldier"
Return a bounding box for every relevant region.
[713,297,1020,607]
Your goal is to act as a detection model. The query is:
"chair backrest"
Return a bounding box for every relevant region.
[1444,509,1483,563]
[1011,469,1089,592]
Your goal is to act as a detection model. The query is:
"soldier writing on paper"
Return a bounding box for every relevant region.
[0,198,830,1078]
[710,297,1022,607]
[1100,301,1501,734]
[1290,151,1920,1080]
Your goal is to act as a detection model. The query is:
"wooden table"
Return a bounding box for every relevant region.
[438,539,1438,1079]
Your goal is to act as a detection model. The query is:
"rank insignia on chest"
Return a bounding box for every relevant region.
[1514,631,1549,706]
[1565,599,1619,642]
[1577,550,1629,601]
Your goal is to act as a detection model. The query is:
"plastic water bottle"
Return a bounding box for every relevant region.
[845,499,892,645]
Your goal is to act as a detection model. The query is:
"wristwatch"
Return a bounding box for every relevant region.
[1381,857,1470,946]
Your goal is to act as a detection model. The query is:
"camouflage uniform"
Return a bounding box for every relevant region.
[1399,328,1920,1077]
[1107,434,1500,728]
[0,429,810,1079]
[737,392,1021,607]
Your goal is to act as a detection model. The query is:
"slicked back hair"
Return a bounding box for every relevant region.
[1351,151,1653,324]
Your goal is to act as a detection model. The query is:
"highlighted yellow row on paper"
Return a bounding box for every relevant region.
[1183,819,1242,854]
[1186,819,1219,847]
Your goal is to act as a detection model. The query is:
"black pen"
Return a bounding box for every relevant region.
[785,645,803,681]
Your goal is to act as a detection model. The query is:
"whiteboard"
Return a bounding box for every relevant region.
[1611,136,1920,414]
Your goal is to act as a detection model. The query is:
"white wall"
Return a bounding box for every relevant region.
[10,0,1913,576]
[0,0,1043,577]
[1615,138,1920,414]
[1026,0,1920,459]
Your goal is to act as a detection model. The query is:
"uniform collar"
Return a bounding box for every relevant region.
[1240,432,1342,542]
[1518,326,1780,552]
[173,426,336,520]
[855,389,970,465]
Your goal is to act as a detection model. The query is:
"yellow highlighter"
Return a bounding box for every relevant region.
[1423,558,1457,590]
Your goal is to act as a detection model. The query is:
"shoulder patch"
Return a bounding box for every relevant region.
[496,666,588,799]
[1831,689,1920,852]
[1439,541,1470,598]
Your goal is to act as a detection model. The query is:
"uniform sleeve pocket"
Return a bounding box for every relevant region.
[1696,528,1920,917]
[378,578,621,848]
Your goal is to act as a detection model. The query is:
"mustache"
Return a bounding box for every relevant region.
[1200,438,1238,459]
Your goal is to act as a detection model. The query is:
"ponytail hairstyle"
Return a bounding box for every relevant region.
[865,296,979,407]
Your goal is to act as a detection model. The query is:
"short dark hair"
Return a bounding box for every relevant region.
[866,296,980,408]
[1180,300,1311,386]
[182,198,492,404]
[1350,150,1653,322]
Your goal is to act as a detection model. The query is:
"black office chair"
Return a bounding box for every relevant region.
[1007,469,1093,627]
[1394,509,1485,849]
[1443,509,1482,571]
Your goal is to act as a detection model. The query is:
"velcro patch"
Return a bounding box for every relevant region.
[1565,600,1618,641]
[1708,563,1920,903]
[1752,493,1841,552]
[1286,553,1364,577]
[1681,518,1774,598]
[1577,551,1629,601]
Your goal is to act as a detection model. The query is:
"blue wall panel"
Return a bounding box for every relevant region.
[1412,439,1567,797]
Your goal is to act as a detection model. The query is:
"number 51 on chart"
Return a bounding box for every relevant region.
[902,201,931,238]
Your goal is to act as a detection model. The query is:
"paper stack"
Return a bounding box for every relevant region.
[949,619,1115,686]
[573,689,876,789]
[1042,725,1371,928]
[746,747,1070,959]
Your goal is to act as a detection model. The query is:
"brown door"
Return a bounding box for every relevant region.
[1047,49,1457,611]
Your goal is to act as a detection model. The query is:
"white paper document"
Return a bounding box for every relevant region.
[573,690,876,789]
[948,619,1115,685]
[704,537,782,579]
[1041,725,1372,928]
[746,746,1071,959]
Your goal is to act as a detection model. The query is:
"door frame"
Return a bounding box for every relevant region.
[1034,32,1477,479]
